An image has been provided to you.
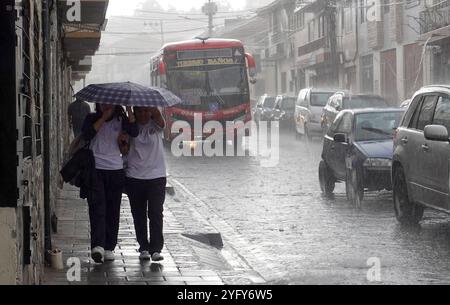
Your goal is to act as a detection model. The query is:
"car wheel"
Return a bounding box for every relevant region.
[346,168,364,208]
[319,160,335,196]
[393,166,424,225]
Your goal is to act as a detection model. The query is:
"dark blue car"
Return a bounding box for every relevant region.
[318,108,405,207]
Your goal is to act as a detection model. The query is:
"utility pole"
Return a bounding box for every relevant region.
[326,0,339,87]
[202,0,218,37]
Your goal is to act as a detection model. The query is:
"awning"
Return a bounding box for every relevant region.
[72,72,89,81]
[63,31,101,59]
[72,57,93,73]
[294,0,325,13]
[417,25,450,45]
[58,0,108,77]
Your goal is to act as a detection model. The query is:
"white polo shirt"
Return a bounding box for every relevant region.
[125,120,167,180]
[90,118,124,170]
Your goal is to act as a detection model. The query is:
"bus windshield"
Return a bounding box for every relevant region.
[168,65,248,107]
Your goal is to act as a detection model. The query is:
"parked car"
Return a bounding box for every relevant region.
[294,88,337,139]
[392,85,450,225]
[400,99,411,108]
[272,95,296,128]
[321,93,389,134]
[253,94,276,123]
[319,108,404,208]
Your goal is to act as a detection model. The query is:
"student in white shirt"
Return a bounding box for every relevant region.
[82,104,138,263]
[124,106,167,261]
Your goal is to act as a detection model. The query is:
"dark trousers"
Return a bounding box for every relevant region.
[126,177,166,253]
[87,169,125,251]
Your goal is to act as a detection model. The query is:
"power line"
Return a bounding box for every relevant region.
[98,46,155,50]
[134,8,256,16]
[94,51,157,56]
[103,26,206,35]
[109,15,210,22]
[109,13,254,22]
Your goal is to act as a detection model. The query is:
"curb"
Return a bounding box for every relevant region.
[168,177,272,284]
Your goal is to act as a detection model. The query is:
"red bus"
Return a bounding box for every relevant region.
[150,38,257,144]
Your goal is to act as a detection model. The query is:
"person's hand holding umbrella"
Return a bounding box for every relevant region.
[126,106,136,123]
[93,105,115,132]
[149,107,165,129]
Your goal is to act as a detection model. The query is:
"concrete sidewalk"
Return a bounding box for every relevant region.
[43,182,265,285]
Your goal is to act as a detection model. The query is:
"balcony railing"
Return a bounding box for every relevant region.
[297,36,327,57]
[420,1,450,34]
[271,31,284,44]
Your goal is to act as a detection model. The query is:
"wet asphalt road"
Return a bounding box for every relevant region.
[165,128,450,284]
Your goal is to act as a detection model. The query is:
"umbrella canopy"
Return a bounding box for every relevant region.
[75,82,182,107]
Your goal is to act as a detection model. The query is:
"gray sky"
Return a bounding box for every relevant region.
[107,0,246,16]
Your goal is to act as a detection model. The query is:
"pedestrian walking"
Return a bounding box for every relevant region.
[124,107,167,261]
[68,99,91,138]
[81,104,138,263]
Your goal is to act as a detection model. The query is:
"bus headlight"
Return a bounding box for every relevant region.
[363,158,392,168]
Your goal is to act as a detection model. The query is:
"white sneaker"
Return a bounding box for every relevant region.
[104,250,115,261]
[139,251,151,261]
[91,246,104,263]
[151,252,164,261]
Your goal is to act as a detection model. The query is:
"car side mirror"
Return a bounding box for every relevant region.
[333,133,347,143]
[424,125,449,142]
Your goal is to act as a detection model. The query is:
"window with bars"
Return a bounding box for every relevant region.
[384,0,390,14]
[344,1,353,33]
[295,11,305,31]
[318,15,327,38]
[33,8,41,156]
[22,0,32,159]
[360,0,366,24]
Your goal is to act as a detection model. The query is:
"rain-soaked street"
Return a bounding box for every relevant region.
[166,130,450,285]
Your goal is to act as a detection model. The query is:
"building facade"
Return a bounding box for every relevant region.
[255,0,448,104]
[258,0,297,96]
[0,0,108,285]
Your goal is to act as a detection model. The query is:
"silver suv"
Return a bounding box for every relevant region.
[392,85,450,224]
